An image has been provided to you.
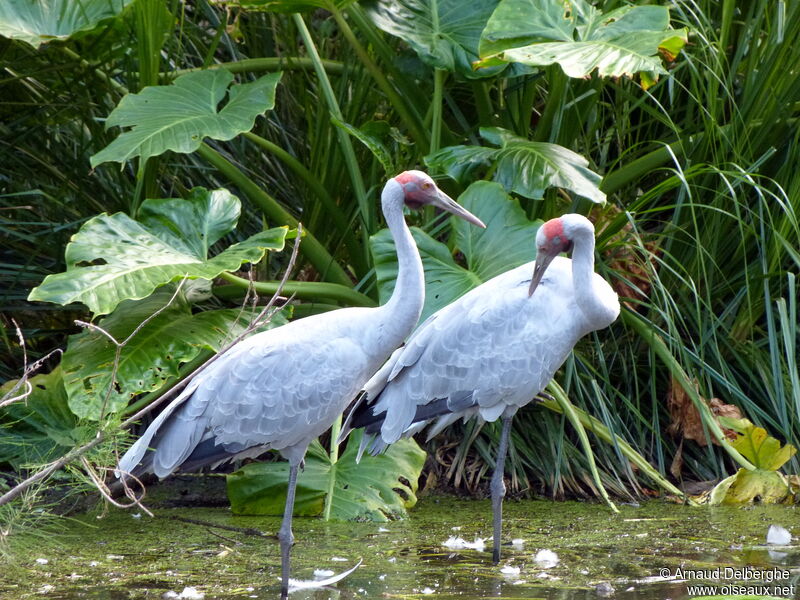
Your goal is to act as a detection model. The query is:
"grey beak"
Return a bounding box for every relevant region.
[528,250,557,297]
[431,189,486,228]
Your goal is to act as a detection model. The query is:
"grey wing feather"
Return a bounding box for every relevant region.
[119,326,369,478]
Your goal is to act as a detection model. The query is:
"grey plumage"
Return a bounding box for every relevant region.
[342,213,620,563]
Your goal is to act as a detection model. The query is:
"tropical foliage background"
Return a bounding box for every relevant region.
[1,0,799,537]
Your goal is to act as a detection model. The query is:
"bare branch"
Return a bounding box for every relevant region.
[0,320,63,409]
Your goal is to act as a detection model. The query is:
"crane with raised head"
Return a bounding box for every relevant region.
[117,171,486,598]
[342,213,620,563]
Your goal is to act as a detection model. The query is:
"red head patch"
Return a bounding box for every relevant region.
[394,171,415,184]
[542,218,564,240]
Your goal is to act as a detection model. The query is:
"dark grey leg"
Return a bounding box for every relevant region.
[279,464,299,599]
[491,416,512,564]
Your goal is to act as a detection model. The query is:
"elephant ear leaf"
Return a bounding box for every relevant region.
[90,69,282,167]
[426,127,605,203]
[478,0,687,87]
[0,0,134,48]
[227,431,427,521]
[28,188,288,316]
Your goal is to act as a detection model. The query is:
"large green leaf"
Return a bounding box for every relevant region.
[28,188,288,316]
[226,431,426,521]
[61,288,291,420]
[364,0,502,79]
[0,0,134,48]
[426,127,605,203]
[371,181,540,322]
[478,0,687,85]
[452,181,540,280]
[90,70,282,167]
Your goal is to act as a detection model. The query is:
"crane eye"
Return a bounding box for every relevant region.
[422,181,432,190]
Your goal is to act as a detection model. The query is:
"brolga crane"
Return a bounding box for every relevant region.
[342,213,620,563]
[117,171,485,598]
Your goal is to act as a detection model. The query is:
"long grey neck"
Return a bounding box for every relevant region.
[378,180,425,347]
[571,224,614,327]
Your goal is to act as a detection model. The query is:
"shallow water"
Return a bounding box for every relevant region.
[3,496,799,599]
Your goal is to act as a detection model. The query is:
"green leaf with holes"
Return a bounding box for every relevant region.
[227,431,426,521]
[0,0,134,48]
[28,188,288,316]
[61,288,291,420]
[364,0,503,79]
[371,181,541,322]
[477,0,686,86]
[426,127,605,203]
[90,69,282,167]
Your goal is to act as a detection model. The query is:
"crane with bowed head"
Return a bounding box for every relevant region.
[342,213,620,563]
[117,171,485,598]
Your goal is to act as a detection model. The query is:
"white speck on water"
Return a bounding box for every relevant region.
[132,513,141,519]
[106,554,124,561]
[443,536,485,551]
[387,557,397,563]
[511,538,524,549]
[67,573,83,580]
[379,574,386,581]
[451,526,461,531]
[314,569,335,578]
[500,565,521,577]
[35,558,49,565]
[421,587,435,594]
[767,524,792,545]
[162,593,179,600]
[88,561,99,567]
[331,556,348,562]
[634,533,648,538]
[179,587,204,599]
[38,584,55,593]
[378,527,390,532]
[533,549,559,569]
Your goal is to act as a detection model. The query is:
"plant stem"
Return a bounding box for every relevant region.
[215,273,376,307]
[293,13,371,234]
[196,143,352,287]
[329,6,428,148]
[622,309,756,471]
[323,414,342,521]
[169,57,346,77]
[430,69,445,154]
[471,80,495,128]
[534,66,567,142]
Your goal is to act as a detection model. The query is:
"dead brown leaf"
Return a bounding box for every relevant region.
[667,376,743,447]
